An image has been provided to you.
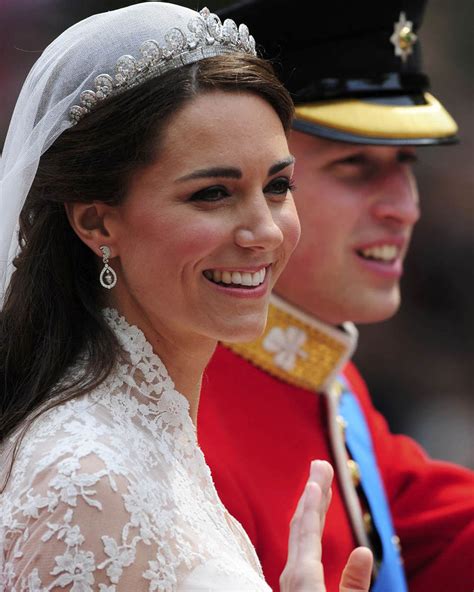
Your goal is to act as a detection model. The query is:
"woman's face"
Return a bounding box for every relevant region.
[107,90,300,347]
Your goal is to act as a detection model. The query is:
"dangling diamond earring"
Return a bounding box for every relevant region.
[99,245,117,289]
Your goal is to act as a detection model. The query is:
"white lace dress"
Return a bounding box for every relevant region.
[0,309,270,592]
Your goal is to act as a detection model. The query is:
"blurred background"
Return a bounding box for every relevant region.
[1,0,472,467]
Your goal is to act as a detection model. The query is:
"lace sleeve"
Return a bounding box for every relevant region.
[3,452,165,591]
[2,323,271,591]
[2,434,270,591]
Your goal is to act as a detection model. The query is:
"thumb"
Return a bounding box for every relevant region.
[340,547,373,592]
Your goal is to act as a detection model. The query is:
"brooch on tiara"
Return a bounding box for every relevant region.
[69,7,256,124]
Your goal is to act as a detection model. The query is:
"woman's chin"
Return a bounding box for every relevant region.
[218,317,268,344]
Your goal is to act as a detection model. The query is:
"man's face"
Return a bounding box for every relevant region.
[275,130,420,324]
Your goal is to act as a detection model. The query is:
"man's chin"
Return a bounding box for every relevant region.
[350,293,402,325]
[273,285,402,326]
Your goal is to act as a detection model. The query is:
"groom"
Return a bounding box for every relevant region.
[199,1,473,591]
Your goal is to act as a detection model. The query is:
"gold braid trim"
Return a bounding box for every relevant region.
[224,296,356,392]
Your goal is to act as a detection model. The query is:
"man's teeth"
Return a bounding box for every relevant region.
[359,245,399,262]
[204,268,266,287]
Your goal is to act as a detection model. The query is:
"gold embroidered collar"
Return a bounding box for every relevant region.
[225,294,358,392]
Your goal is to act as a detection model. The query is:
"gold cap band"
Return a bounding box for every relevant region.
[294,92,458,141]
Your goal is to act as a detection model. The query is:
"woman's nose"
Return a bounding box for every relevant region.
[234,198,284,251]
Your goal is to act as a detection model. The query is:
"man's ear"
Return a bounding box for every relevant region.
[65,202,119,258]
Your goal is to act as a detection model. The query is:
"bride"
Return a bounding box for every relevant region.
[0,3,372,590]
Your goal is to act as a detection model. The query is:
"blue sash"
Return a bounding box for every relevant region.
[338,377,408,592]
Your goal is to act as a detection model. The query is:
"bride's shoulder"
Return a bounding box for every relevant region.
[0,407,163,592]
[2,391,139,494]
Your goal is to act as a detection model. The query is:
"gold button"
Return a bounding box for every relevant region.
[363,512,373,534]
[392,534,405,564]
[347,459,361,487]
[330,380,344,400]
[336,415,347,436]
[392,534,402,552]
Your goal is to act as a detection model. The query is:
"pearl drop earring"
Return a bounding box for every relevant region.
[99,245,117,289]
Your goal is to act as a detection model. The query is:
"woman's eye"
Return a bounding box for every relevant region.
[189,185,230,202]
[265,177,295,196]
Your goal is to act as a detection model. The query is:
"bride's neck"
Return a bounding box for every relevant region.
[109,296,217,423]
[137,319,216,423]
[158,337,217,424]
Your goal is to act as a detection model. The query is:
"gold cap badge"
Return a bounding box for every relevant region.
[390,11,418,63]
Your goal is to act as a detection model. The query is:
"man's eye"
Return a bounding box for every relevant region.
[265,177,295,196]
[189,186,230,202]
[332,154,375,180]
[337,154,367,166]
[398,151,418,165]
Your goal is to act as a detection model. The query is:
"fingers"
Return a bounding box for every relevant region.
[281,481,326,591]
[282,462,372,592]
[339,547,373,592]
[281,460,334,591]
[309,460,333,533]
[286,460,333,568]
[285,473,311,569]
[298,481,323,562]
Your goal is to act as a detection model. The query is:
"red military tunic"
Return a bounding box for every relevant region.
[198,295,474,592]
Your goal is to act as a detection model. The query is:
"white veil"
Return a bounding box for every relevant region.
[0,2,255,306]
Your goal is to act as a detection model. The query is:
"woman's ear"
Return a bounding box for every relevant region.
[65,202,118,258]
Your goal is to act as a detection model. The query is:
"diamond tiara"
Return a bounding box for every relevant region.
[69,7,257,124]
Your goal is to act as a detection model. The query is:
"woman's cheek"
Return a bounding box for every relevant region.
[282,201,302,256]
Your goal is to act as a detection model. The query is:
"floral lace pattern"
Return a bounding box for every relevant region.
[0,309,269,591]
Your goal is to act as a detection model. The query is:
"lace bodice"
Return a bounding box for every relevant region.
[0,309,270,591]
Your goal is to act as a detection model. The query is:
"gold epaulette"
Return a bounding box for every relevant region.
[225,294,357,392]
[226,295,395,574]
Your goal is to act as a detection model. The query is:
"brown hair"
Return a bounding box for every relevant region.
[0,54,294,460]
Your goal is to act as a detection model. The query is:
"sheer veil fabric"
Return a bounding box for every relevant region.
[0,1,253,305]
[0,2,269,589]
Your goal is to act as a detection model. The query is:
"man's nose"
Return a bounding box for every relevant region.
[372,167,421,226]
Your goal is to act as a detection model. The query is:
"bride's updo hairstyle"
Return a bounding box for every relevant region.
[0,4,293,449]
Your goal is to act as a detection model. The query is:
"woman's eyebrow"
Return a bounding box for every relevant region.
[176,167,242,183]
[175,156,295,184]
[268,156,295,176]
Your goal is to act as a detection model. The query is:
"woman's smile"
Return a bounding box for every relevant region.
[203,265,268,288]
[203,265,272,299]
[108,91,300,346]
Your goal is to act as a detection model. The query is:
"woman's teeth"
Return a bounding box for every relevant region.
[204,268,266,287]
[359,244,399,262]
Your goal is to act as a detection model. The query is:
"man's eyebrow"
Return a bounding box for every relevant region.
[175,156,295,184]
[175,167,242,183]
